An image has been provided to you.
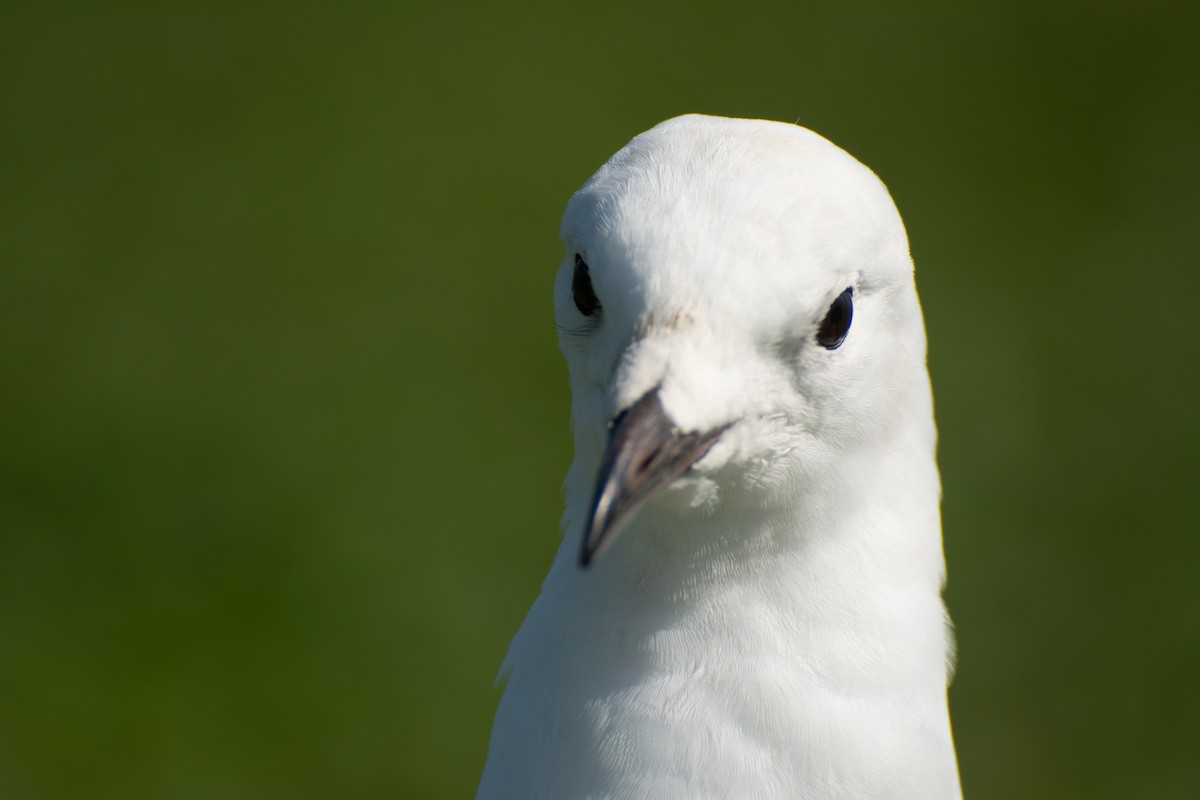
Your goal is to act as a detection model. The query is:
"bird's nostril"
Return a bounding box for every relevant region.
[637,447,661,475]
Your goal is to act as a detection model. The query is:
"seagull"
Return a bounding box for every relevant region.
[478,114,961,799]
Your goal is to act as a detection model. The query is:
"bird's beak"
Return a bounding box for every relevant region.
[580,387,727,568]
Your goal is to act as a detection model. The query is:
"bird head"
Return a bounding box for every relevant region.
[553,115,933,567]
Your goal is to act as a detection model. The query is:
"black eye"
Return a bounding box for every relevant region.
[572,254,601,316]
[816,287,853,349]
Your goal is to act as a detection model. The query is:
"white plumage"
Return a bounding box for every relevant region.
[479,114,961,799]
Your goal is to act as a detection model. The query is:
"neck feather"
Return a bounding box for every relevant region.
[483,449,960,799]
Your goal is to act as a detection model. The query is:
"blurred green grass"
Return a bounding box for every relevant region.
[2,2,1197,797]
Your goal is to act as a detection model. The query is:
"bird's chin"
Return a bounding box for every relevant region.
[687,420,799,496]
[654,471,723,516]
[663,451,790,519]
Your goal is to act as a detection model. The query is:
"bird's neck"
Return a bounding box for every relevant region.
[573,455,951,698]
[487,449,960,798]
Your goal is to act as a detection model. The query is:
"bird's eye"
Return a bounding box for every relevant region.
[572,254,601,317]
[816,287,853,349]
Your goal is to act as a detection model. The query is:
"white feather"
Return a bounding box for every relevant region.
[479,114,961,799]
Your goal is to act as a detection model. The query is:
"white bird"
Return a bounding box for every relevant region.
[478,114,961,799]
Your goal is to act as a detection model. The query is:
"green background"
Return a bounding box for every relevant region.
[3,2,1197,797]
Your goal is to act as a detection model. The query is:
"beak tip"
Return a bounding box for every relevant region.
[578,520,602,569]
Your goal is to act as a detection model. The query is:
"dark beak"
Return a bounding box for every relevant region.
[580,388,728,568]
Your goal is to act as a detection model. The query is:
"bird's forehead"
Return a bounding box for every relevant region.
[561,116,909,326]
